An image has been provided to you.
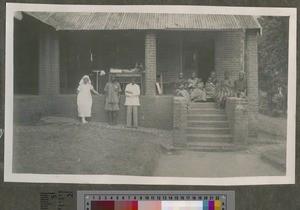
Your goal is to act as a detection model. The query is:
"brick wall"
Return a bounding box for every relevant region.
[157,32,181,93]
[39,26,60,96]
[226,97,248,144]
[14,96,49,123]
[245,30,259,137]
[156,31,218,95]
[145,32,157,95]
[57,95,174,129]
[156,31,246,95]
[216,30,258,137]
[14,95,174,129]
[215,30,244,81]
[173,97,187,147]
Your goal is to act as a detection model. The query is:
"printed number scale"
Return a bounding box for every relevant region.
[77,191,235,210]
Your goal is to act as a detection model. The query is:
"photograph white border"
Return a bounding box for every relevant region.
[5,3,297,185]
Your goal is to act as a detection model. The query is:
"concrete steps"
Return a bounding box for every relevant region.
[187,127,231,135]
[186,102,233,146]
[188,108,225,115]
[190,102,218,109]
[185,142,245,152]
[187,114,227,121]
[187,134,232,143]
[187,120,229,128]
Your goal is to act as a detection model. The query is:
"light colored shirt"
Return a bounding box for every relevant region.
[125,83,140,106]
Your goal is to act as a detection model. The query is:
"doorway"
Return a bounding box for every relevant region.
[183,39,215,82]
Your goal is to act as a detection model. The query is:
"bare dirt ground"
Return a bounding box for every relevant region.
[153,150,284,177]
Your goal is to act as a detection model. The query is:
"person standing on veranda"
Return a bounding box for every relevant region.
[125,77,140,128]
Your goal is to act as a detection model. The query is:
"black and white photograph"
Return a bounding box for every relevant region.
[4,3,296,185]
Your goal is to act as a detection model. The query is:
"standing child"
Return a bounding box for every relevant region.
[104,74,121,126]
[77,75,100,123]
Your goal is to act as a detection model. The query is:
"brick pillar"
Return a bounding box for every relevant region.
[39,27,60,96]
[245,30,259,137]
[173,97,187,147]
[145,32,157,95]
[225,98,248,144]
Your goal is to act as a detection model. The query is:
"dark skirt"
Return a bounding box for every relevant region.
[104,102,119,111]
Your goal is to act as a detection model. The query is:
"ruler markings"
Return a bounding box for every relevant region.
[39,191,233,209]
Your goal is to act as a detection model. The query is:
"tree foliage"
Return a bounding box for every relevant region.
[257,16,289,116]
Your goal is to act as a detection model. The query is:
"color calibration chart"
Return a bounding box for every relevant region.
[77,191,235,210]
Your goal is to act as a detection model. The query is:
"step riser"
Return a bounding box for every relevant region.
[188,110,225,115]
[187,102,231,144]
[187,129,231,135]
[184,145,244,152]
[187,122,229,128]
[187,136,232,143]
[190,103,218,109]
[187,115,227,121]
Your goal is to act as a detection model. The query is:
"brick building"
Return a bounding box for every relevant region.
[14,12,261,138]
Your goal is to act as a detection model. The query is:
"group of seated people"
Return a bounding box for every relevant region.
[175,71,247,108]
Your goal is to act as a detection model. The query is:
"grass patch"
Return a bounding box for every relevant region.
[261,147,286,171]
[257,113,287,140]
[253,114,287,171]
[13,118,172,176]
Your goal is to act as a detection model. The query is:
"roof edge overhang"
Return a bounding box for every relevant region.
[22,11,262,33]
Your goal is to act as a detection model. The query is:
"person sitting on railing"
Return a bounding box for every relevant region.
[174,72,190,109]
[175,72,187,92]
[234,71,247,99]
[215,71,234,108]
[188,72,206,102]
[204,77,216,102]
[175,83,191,109]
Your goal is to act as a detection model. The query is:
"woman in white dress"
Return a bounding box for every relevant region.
[77,75,100,123]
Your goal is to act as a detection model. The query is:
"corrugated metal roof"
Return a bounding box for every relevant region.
[24,12,261,31]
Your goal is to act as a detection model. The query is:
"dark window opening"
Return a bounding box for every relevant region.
[60,31,145,94]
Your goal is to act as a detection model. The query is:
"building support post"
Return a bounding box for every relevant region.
[145,32,157,96]
[245,30,259,137]
[38,27,60,96]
